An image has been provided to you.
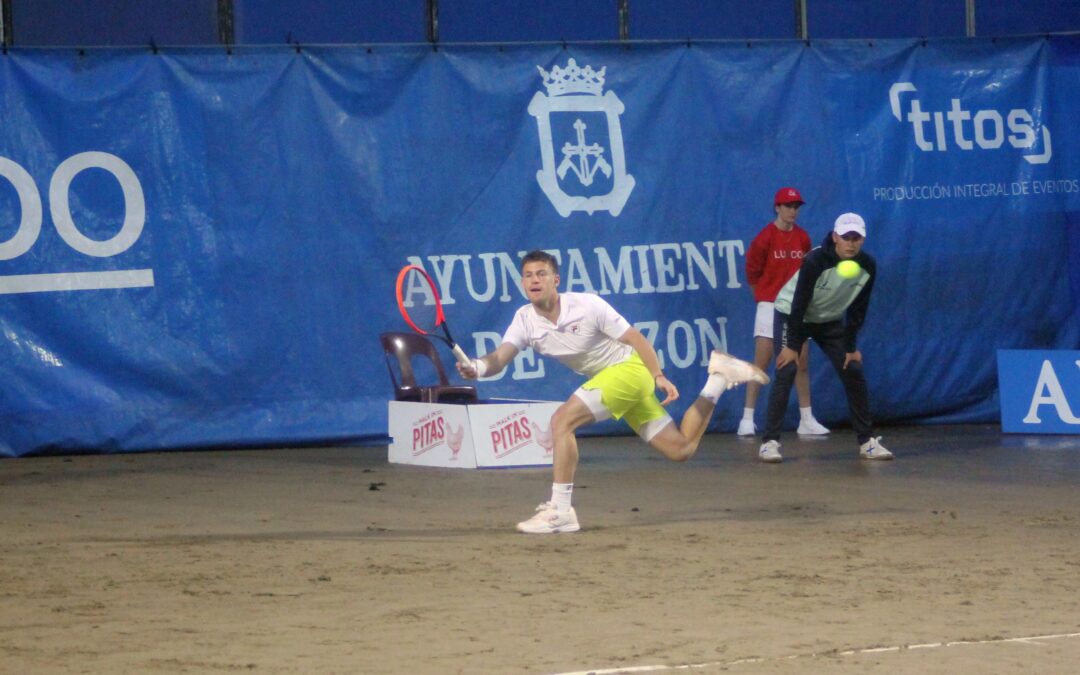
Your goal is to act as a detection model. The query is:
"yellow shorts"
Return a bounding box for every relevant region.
[577,353,671,437]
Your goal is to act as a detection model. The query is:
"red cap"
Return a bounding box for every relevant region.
[774,187,805,206]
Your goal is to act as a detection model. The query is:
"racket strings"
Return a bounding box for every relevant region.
[404,302,439,333]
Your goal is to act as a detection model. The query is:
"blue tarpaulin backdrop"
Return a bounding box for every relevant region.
[0,37,1077,456]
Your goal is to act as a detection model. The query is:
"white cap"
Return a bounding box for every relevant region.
[833,212,867,238]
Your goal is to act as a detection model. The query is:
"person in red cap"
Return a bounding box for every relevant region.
[739,187,829,441]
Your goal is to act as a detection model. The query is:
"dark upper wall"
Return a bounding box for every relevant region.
[10,0,220,46]
[233,0,429,45]
[807,0,967,39]
[7,0,1080,47]
[630,0,798,40]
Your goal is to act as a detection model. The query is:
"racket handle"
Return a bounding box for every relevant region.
[451,344,471,366]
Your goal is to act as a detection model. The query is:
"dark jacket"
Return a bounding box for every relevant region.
[774,233,876,353]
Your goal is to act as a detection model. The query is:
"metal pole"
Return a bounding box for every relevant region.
[1,0,12,46]
[218,0,235,47]
[796,0,808,39]
[618,0,629,41]
[965,0,976,37]
[427,0,439,44]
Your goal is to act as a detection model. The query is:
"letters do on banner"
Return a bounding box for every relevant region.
[997,350,1080,434]
[0,152,153,295]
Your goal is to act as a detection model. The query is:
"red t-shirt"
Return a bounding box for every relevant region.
[745,222,812,302]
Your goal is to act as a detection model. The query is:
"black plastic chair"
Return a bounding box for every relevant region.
[380,332,478,404]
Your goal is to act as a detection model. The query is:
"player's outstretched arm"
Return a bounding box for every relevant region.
[619,327,678,406]
[457,342,519,380]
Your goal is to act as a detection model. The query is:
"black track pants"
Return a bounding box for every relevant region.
[763,311,873,444]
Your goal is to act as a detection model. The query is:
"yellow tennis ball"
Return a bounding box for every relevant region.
[836,259,861,279]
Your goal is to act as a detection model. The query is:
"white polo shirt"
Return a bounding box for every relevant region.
[502,292,633,378]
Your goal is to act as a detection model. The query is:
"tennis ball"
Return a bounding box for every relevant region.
[836,259,861,279]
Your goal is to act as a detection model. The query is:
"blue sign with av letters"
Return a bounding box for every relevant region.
[998,350,1080,434]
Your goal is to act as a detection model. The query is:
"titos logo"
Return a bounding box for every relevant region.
[0,151,153,294]
[889,82,1051,164]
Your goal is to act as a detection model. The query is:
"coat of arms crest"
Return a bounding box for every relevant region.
[528,59,636,217]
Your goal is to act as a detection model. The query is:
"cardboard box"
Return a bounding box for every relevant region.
[388,399,560,468]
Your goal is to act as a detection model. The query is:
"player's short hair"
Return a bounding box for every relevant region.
[521,250,559,275]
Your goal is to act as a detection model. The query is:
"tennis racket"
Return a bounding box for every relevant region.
[395,264,472,366]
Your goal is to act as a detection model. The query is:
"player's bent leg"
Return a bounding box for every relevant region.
[550,394,598,484]
[680,395,720,449]
[648,393,724,461]
[516,394,595,535]
[647,419,696,462]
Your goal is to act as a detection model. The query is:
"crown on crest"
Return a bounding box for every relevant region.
[537,58,605,96]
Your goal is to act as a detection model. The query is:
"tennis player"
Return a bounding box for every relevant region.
[457,250,769,534]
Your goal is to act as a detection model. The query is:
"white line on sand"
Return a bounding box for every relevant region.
[550,631,1080,675]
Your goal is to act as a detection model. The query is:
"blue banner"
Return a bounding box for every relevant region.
[0,38,1078,456]
[998,350,1080,434]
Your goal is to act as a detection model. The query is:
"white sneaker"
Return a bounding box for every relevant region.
[797,417,830,435]
[708,351,770,388]
[737,418,756,436]
[516,502,581,534]
[859,437,894,460]
[759,440,783,463]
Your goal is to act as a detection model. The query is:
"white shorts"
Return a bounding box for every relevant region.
[753,301,775,339]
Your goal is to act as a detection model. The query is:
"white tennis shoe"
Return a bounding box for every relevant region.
[759,440,783,463]
[737,418,757,436]
[516,502,581,534]
[708,351,770,388]
[797,417,830,435]
[859,437,894,460]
